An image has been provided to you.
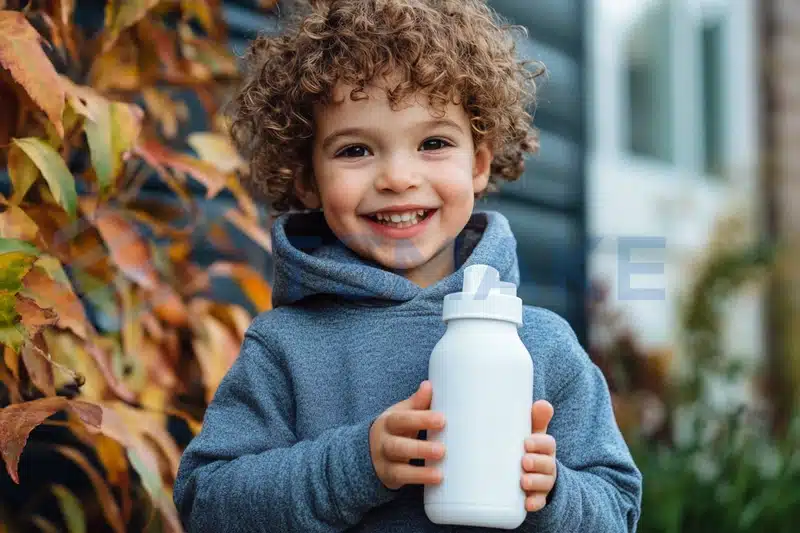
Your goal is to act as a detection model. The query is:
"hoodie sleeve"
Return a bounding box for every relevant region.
[520,336,643,532]
[173,331,396,533]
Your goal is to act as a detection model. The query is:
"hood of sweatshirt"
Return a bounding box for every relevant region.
[270,209,520,308]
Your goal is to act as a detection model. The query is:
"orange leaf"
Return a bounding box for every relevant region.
[224,207,272,253]
[0,397,101,483]
[142,87,188,140]
[54,445,125,533]
[149,282,188,327]
[21,265,91,339]
[0,205,39,242]
[135,140,227,199]
[208,261,272,313]
[16,295,57,336]
[3,344,18,379]
[83,204,159,290]
[93,434,131,520]
[0,11,65,137]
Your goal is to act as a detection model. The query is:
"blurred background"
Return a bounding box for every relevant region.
[0,0,798,531]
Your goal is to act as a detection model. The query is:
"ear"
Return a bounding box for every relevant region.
[294,177,322,209]
[472,141,493,195]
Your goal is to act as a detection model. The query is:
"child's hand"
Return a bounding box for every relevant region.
[369,380,446,490]
[521,400,557,512]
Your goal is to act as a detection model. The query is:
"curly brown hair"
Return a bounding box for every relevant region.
[229,0,543,213]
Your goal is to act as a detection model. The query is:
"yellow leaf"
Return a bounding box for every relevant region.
[181,0,218,36]
[0,11,65,137]
[187,132,245,174]
[103,0,161,52]
[51,484,87,533]
[189,307,241,402]
[142,88,187,139]
[10,138,77,218]
[7,143,40,205]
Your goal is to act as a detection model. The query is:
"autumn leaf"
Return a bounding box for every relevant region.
[7,142,40,205]
[0,397,101,483]
[21,263,92,340]
[16,295,57,337]
[209,261,272,312]
[95,403,183,533]
[62,80,144,193]
[54,446,125,533]
[224,207,272,253]
[142,87,188,139]
[103,0,161,52]
[50,484,87,533]
[181,0,219,35]
[189,301,242,402]
[11,138,77,218]
[0,205,39,242]
[20,336,57,396]
[82,204,160,290]
[89,41,141,92]
[187,132,245,174]
[0,11,65,137]
[135,140,227,199]
[0,251,38,350]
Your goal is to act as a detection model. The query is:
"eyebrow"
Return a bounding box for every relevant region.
[319,118,465,151]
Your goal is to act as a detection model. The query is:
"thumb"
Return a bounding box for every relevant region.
[405,380,433,410]
[531,400,554,434]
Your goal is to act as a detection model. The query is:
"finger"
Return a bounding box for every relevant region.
[531,400,554,434]
[524,434,556,456]
[386,463,442,487]
[525,493,548,512]
[521,473,556,493]
[521,453,557,475]
[386,410,445,435]
[404,380,433,410]
[383,435,445,462]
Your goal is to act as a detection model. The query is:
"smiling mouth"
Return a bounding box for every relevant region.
[364,209,435,229]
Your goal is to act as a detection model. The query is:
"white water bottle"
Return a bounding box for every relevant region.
[424,264,533,529]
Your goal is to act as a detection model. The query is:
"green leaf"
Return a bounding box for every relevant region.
[83,101,142,193]
[0,251,38,292]
[0,239,40,256]
[11,138,77,218]
[51,485,87,533]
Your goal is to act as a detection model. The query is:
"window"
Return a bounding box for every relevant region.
[701,18,724,176]
[624,0,673,163]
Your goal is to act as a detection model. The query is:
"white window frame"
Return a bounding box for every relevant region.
[589,0,758,187]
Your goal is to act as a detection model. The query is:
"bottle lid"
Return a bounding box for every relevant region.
[442,264,523,325]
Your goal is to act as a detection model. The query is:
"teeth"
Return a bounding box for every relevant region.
[371,209,430,228]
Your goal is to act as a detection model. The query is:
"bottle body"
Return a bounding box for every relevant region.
[424,318,533,529]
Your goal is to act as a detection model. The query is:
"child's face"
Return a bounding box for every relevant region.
[301,78,493,286]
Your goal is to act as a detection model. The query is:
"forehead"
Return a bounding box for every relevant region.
[314,78,467,133]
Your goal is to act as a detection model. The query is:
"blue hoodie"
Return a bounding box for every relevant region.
[174,210,642,533]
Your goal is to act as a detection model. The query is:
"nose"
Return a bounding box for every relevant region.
[374,154,421,193]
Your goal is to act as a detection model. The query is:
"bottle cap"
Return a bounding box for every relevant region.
[442,264,523,325]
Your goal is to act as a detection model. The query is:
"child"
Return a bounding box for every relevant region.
[173,0,642,531]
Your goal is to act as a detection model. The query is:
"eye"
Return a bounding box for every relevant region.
[420,138,452,151]
[335,145,370,158]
